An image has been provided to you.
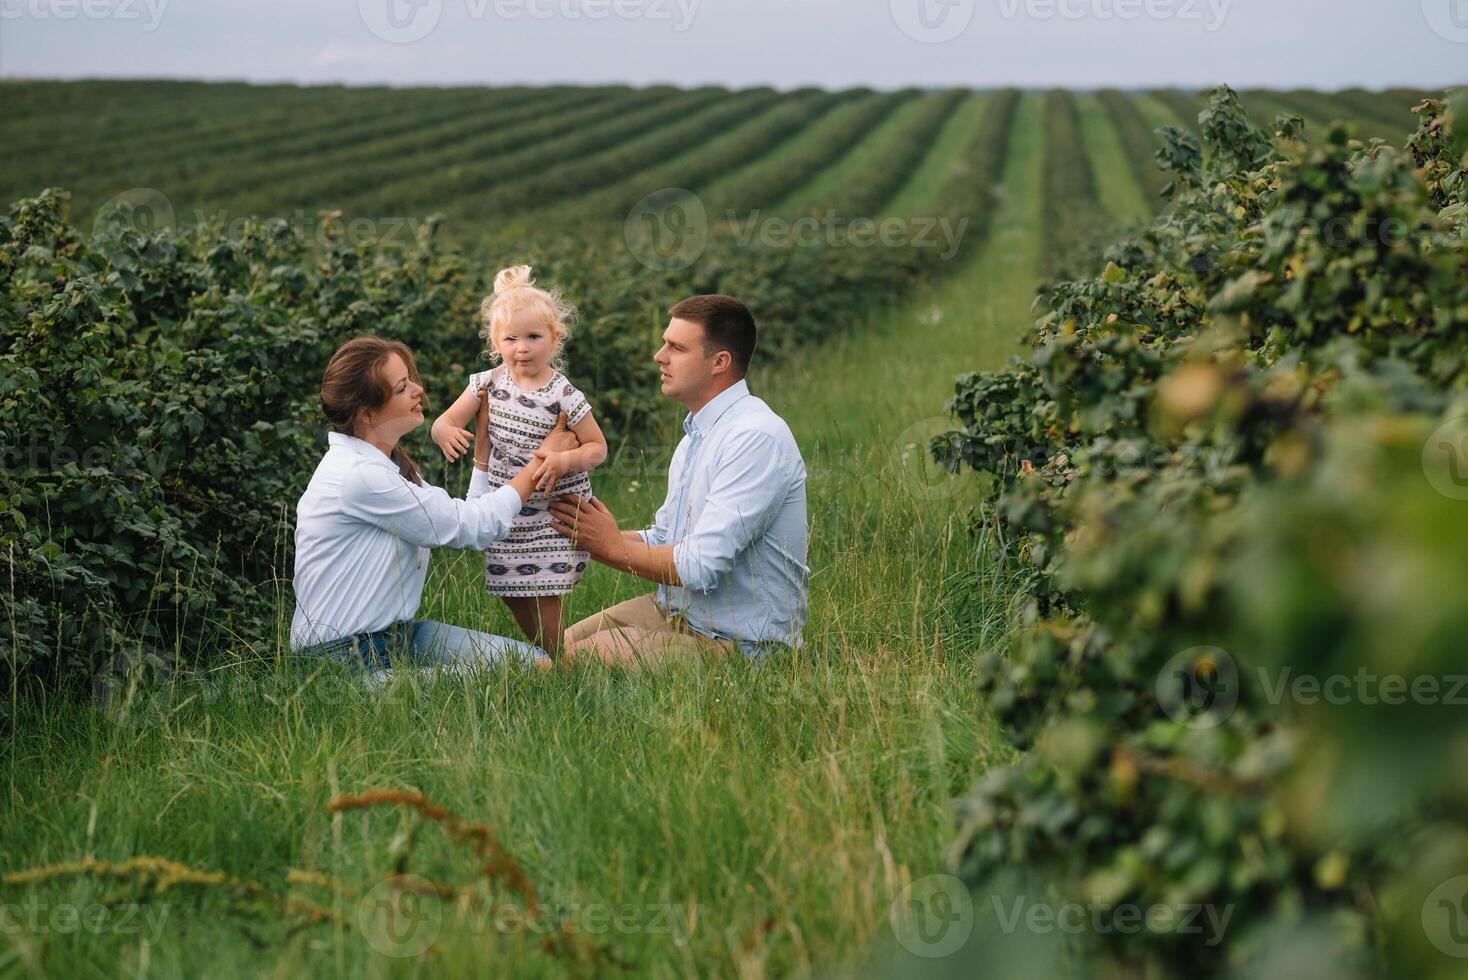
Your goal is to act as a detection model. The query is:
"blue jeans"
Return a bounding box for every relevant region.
[294,620,546,673]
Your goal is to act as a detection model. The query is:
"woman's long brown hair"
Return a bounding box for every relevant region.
[320,336,424,486]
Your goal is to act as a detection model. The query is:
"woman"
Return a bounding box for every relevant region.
[289,336,576,670]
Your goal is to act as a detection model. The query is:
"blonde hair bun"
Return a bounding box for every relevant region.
[493,264,535,294]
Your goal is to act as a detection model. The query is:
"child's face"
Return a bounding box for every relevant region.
[497,305,557,376]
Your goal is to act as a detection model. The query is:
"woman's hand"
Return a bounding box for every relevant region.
[473,389,491,469]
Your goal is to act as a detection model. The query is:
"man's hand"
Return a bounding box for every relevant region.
[548,494,620,560]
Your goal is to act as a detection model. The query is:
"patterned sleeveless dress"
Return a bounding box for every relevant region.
[467,364,592,597]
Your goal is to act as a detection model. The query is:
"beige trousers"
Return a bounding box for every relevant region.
[563,593,736,666]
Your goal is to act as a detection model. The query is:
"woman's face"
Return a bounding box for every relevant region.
[497,306,558,377]
[357,352,424,446]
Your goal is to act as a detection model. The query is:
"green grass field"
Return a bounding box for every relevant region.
[0,79,1453,976]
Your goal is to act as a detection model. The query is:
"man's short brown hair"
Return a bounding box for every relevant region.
[669,294,757,378]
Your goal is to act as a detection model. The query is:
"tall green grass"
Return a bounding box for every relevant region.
[0,96,1050,980]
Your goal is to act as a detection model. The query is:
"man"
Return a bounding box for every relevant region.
[547,294,809,666]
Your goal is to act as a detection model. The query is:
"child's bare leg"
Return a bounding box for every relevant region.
[502,596,564,657]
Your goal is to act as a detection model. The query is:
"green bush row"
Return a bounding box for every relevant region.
[933,87,1468,976]
[1041,89,1111,279]
[1096,89,1174,203]
[697,89,903,216]
[0,186,931,683]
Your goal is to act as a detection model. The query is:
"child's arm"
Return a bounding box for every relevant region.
[530,411,607,493]
[431,384,488,463]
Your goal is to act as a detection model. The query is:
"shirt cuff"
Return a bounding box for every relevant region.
[672,539,715,594]
[468,467,492,500]
[475,483,524,542]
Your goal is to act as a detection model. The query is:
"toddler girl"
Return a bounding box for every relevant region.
[432,265,607,656]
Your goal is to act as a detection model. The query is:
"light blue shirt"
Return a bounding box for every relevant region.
[639,379,809,653]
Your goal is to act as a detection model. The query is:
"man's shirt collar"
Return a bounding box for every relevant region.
[683,379,750,439]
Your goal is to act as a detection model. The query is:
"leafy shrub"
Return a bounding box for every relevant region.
[934,87,1468,976]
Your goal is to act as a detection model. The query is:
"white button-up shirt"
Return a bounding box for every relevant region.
[640,379,809,651]
[290,432,523,650]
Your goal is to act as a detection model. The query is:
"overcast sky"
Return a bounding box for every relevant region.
[1,0,1464,91]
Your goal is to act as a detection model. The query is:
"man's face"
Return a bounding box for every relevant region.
[654,317,722,405]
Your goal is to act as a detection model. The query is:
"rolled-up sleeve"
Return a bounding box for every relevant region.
[340,462,522,550]
[639,495,673,546]
[673,430,788,593]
